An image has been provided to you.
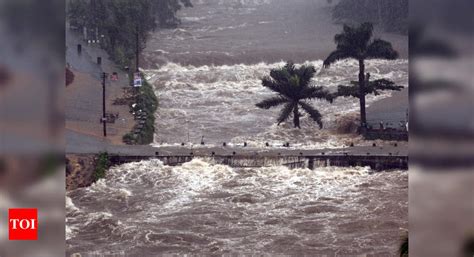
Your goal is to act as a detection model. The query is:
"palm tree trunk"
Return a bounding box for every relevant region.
[359,59,367,128]
[293,105,301,128]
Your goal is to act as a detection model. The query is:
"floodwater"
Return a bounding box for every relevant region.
[67,159,408,256]
[66,0,408,256]
[142,0,408,147]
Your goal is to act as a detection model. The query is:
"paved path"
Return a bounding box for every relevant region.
[66,29,135,144]
[66,128,407,157]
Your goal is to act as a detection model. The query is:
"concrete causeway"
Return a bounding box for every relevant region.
[67,135,407,170]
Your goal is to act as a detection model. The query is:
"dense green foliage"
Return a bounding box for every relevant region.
[94,152,109,181]
[324,22,398,128]
[67,0,192,66]
[256,62,333,129]
[123,74,158,145]
[332,0,408,34]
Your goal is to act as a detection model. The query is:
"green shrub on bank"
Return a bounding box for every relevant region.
[94,152,109,181]
[123,74,158,145]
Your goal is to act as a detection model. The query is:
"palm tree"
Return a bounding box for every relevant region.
[256,62,333,129]
[323,22,398,128]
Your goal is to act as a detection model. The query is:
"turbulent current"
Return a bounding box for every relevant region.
[66,0,409,255]
[142,0,409,148]
[67,159,408,256]
[145,59,408,148]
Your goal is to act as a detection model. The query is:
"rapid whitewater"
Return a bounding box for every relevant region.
[67,0,408,255]
[142,0,408,148]
[145,59,408,148]
[67,159,408,256]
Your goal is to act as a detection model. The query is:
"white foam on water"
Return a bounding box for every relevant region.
[67,159,407,255]
[144,59,408,147]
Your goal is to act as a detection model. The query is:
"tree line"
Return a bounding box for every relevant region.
[67,0,192,67]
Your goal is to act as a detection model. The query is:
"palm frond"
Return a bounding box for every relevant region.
[323,50,352,68]
[284,62,296,73]
[335,84,360,98]
[262,76,284,94]
[299,101,323,129]
[358,22,374,48]
[368,79,403,95]
[295,65,316,86]
[302,86,334,103]
[257,61,332,128]
[277,102,295,125]
[366,39,398,60]
[334,79,403,98]
[270,66,291,83]
[256,96,288,109]
[334,23,373,58]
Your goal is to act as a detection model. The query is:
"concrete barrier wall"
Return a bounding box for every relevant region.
[108,154,408,171]
[364,130,408,141]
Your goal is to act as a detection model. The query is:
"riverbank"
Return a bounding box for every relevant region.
[66,29,158,146]
[123,73,158,145]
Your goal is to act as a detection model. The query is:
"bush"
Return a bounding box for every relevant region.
[124,74,158,145]
[93,152,109,181]
[113,46,130,68]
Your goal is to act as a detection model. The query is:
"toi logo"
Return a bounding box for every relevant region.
[8,209,38,240]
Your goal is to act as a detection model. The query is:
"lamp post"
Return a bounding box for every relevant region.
[101,72,108,137]
[100,34,105,48]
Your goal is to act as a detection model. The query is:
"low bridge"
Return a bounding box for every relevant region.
[100,144,408,171]
[109,154,407,171]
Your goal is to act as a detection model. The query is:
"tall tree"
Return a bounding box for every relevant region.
[67,0,192,67]
[256,62,333,129]
[323,22,398,128]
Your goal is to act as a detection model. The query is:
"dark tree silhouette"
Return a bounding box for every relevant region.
[324,22,398,128]
[256,62,333,129]
[333,73,403,99]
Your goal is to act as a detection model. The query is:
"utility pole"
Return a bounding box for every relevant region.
[101,72,107,137]
[136,25,140,72]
